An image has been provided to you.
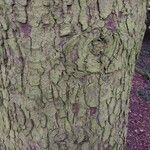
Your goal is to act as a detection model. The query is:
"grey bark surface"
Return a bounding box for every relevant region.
[0,0,147,149]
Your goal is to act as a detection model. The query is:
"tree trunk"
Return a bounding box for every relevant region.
[0,0,147,149]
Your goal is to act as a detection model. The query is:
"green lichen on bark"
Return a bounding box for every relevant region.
[0,0,147,149]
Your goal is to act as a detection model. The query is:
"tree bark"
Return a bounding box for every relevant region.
[0,0,147,149]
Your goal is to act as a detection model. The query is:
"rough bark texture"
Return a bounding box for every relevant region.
[0,0,147,149]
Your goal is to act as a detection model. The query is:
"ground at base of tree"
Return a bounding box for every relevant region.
[126,37,150,150]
